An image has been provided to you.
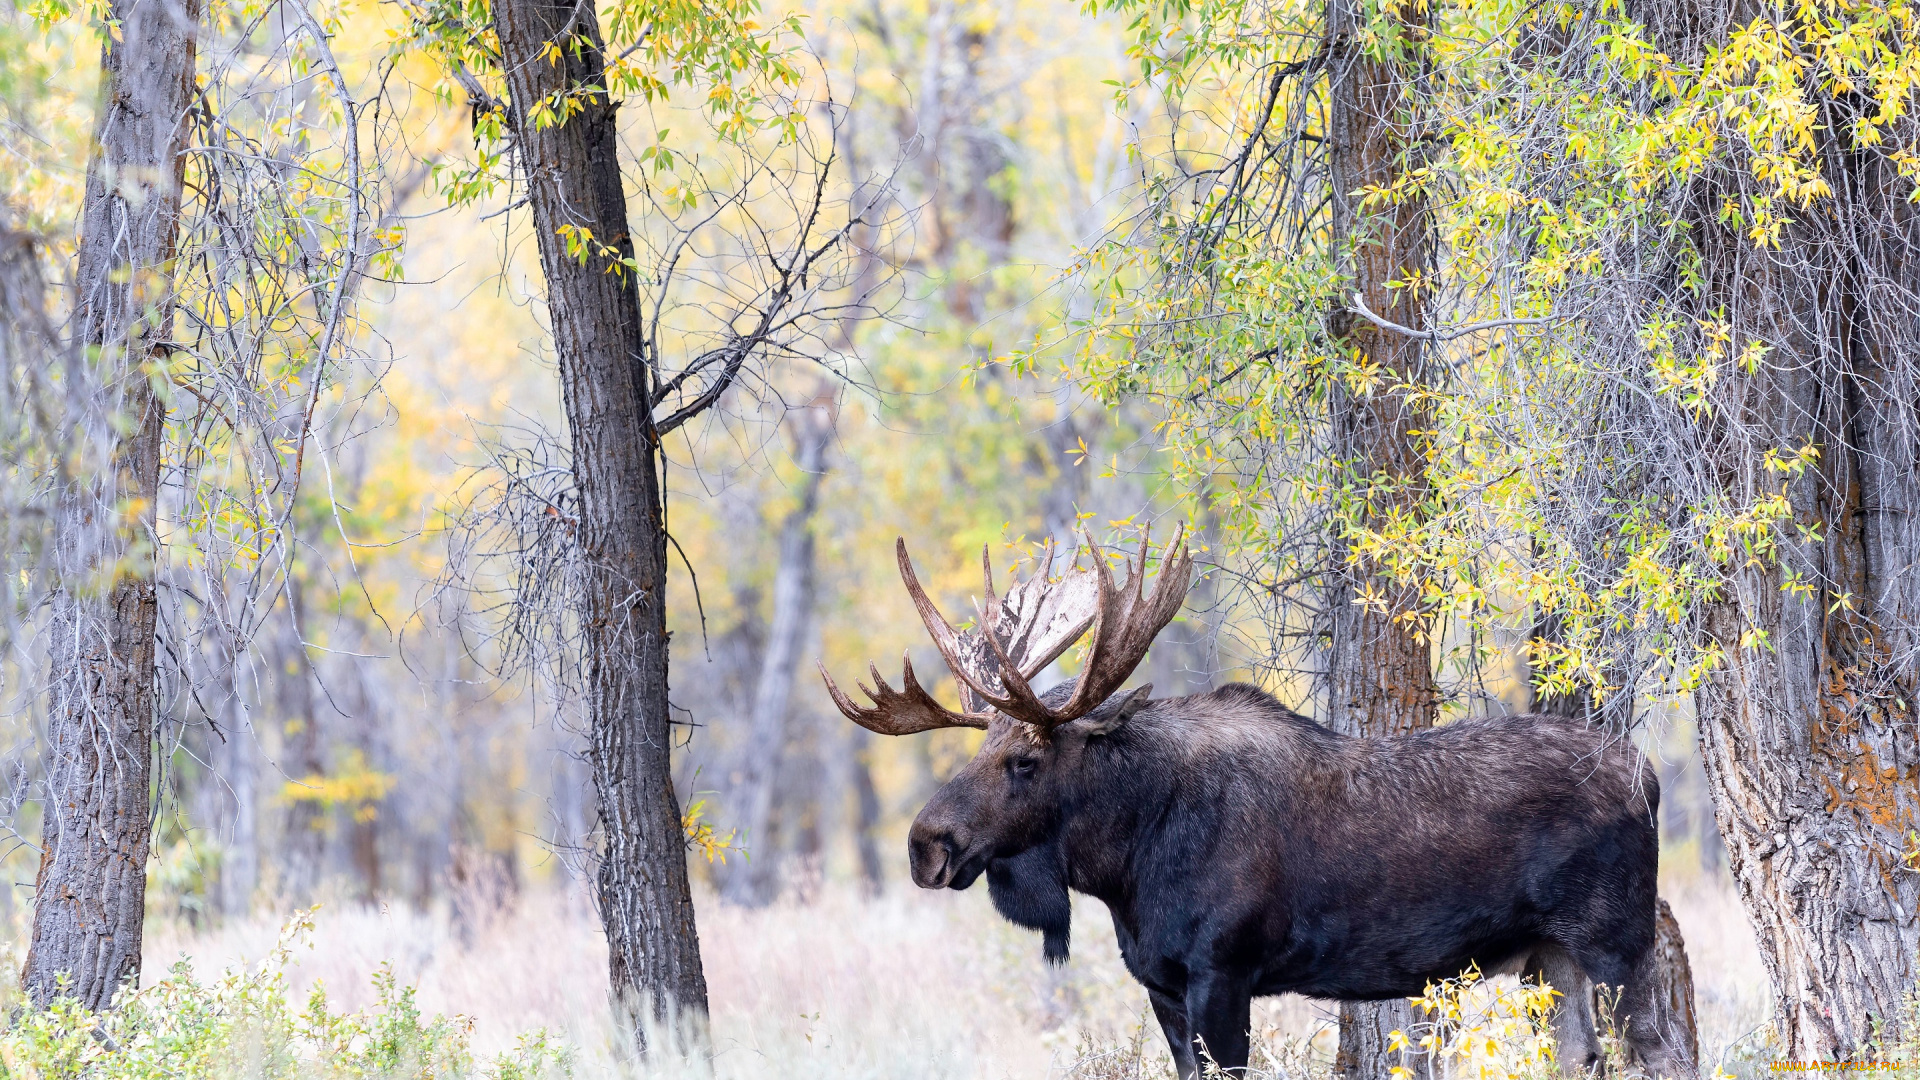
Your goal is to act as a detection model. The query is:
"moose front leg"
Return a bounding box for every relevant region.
[1150,987,1201,1080]
[1186,971,1253,1076]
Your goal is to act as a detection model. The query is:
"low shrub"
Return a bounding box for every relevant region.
[0,912,570,1080]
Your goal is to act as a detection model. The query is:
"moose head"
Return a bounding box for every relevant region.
[818,529,1191,897]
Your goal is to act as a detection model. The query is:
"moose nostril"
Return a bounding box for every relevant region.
[908,830,966,888]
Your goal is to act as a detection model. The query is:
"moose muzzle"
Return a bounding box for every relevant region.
[908,820,987,890]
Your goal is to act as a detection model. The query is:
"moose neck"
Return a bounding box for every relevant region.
[1051,690,1347,908]
[1052,713,1185,906]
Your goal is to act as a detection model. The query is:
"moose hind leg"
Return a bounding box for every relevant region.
[1523,946,1602,1076]
[1607,903,1699,1080]
[1150,987,1201,1080]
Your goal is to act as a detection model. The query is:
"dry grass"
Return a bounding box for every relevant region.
[140,863,1766,1079]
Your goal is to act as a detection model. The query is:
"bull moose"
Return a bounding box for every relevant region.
[820,529,1691,1078]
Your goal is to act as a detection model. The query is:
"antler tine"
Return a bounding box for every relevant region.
[1108,522,1157,609]
[817,653,990,736]
[981,545,998,611]
[828,531,1186,737]
[970,592,1074,725]
[1050,523,1193,724]
[895,538,1038,719]
[999,538,1097,681]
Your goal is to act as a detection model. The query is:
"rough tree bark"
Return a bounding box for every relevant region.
[490,0,708,1044]
[1615,0,1920,1056]
[23,0,202,1010]
[1649,898,1702,1069]
[1686,190,1920,1061]
[1323,0,1438,1073]
[1324,0,1437,746]
[721,402,833,906]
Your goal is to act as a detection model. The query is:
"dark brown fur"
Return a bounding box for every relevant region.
[910,683,1681,1078]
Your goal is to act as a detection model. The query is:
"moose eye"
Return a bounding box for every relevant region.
[1008,757,1039,779]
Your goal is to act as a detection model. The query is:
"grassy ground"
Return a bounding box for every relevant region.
[136,858,1769,1078]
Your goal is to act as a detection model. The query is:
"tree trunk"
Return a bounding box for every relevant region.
[1622,7,1920,1049]
[721,405,831,906]
[1323,0,1437,1073]
[849,726,886,895]
[1649,898,1702,1070]
[346,643,384,904]
[490,0,708,1044]
[1323,0,1437,742]
[1689,261,1920,1059]
[23,0,201,1010]
[214,646,259,917]
[275,581,327,902]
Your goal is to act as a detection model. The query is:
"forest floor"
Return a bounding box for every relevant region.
[141,859,1769,1079]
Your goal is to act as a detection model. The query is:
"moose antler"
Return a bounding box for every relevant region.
[820,527,1193,735]
[817,650,993,734]
[819,538,1094,734]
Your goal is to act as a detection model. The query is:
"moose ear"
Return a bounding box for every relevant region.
[1076,684,1153,737]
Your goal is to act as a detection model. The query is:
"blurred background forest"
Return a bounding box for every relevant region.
[0,0,1734,923]
[0,0,1770,1069]
[0,0,1199,914]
